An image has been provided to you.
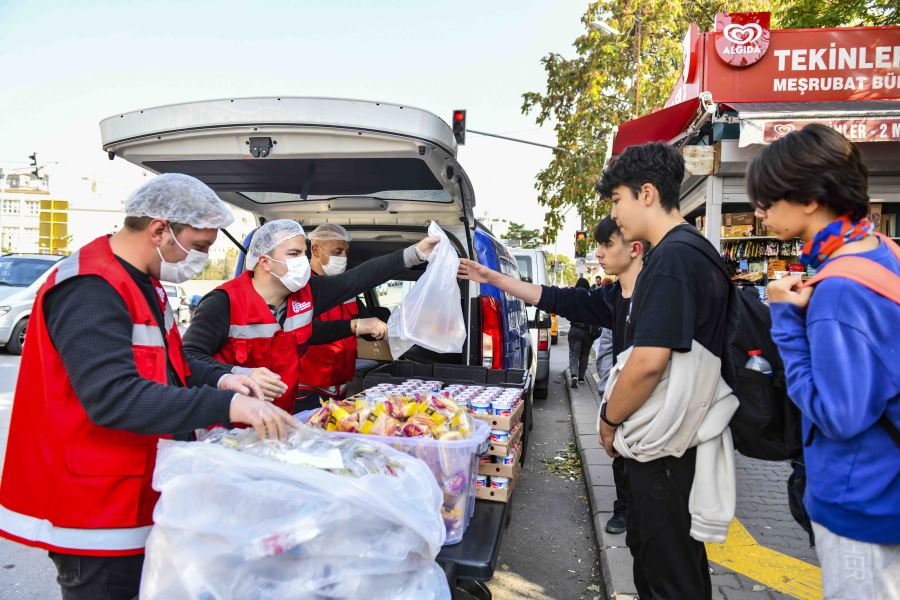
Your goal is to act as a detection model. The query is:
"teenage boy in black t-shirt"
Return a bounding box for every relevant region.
[596,143,730,599]
[457,215,648,536]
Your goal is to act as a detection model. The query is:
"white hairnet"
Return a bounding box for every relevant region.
[124,173,234,229]
[245,220,307,269]
[308,223,351,243]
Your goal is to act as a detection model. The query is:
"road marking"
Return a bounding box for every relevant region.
[706,519,822,599]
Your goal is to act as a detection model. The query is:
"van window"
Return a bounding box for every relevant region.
[373,280,414,311]
[515,256,533,283]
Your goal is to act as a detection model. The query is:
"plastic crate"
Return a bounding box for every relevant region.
[298,412,491,545]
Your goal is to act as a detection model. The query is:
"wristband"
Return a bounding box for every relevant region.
[600,402,622,428]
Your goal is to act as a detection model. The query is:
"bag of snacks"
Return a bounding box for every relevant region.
[140,426,449,600]
[388,221,466,358]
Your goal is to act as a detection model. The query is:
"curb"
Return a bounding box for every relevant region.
[564,367,638,600]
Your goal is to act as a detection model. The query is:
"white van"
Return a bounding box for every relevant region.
[100,96,543,418]
[507,248,551,399]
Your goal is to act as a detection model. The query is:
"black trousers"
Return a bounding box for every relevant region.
[567,326,593,380]
[624,448,712,600]
[48,552,143,600]
[612,455,632,516]
[294,390,322,413]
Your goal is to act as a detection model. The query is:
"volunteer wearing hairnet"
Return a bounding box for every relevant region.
[294,224,386,407]
[184,219,439,414]
[0,174,299,600]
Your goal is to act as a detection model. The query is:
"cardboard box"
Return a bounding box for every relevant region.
[683,145,720,176]
[356,339,393,361]
[472,399,524,431]
[476,465,521,503]
[722,225,754,238]
[478,460,517,479]
[724,212,755,226]
[487,422,523,457]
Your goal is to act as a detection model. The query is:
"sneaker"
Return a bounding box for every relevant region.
[571,377,578,389]
[605,513,626,535]
[578,377,586,383]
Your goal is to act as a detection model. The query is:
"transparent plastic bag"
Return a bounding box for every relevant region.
[388,221,466,359]
[141,426,450,600]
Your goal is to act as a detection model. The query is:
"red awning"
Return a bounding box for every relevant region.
[611,99,701,155]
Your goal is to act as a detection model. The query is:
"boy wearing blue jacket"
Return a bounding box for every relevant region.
[747,124,900,599]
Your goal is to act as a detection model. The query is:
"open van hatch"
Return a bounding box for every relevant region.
[100,97,475,228]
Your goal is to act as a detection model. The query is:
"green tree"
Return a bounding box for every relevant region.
[505,221,543,249]
[779,0,897,27]
[522,0,777,243]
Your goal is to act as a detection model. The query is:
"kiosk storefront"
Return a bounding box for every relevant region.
[610,13,900,298]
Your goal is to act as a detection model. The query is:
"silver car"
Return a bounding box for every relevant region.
[0,254,64,354]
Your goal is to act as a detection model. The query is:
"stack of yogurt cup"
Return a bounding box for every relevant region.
[475,474,510,490]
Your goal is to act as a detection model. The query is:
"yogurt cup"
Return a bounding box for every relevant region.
[490,430,510,444]
[490,476,510,489]
[475,475,488,488]
[471,399,492,415]
[479,455,493,464]
[496,452,516,466]
[491,405,512,417]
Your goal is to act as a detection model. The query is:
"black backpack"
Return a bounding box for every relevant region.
[679,230,803,461]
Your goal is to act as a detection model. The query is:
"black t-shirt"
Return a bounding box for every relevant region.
[625,224,729,358]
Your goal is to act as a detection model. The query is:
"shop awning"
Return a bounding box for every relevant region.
[611,99,701,155]
[727,100,900,147]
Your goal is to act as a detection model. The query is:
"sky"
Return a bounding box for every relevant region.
[0,0,590,256]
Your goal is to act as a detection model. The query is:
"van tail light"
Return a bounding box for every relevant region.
[481,296,503,370]
[537,328,549,352]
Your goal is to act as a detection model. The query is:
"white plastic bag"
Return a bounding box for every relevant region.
[141,427,450,600]
[388,221,466,358]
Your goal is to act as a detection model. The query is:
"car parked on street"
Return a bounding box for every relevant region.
[508,248,552,399]
[101,96,547,424]
[0,254,64,354]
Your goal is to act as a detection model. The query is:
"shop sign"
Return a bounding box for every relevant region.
[763,118,900,142]
[705,26,900,102]
[715,12,771,67]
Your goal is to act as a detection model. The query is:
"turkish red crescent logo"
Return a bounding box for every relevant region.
[292,300,301,313]
[715,12,770,67]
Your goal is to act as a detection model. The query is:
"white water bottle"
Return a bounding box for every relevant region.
[745,350,773,376]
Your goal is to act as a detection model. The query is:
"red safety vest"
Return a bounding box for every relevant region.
[0,236,188,556]
[214,272,313,413]
[297,272,359,398]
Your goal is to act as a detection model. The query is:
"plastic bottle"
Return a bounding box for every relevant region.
[745,350,773,376]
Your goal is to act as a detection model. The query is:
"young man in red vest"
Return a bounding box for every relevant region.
[184,220,438,414]
[0,174,298,600]
[295,223,387,407]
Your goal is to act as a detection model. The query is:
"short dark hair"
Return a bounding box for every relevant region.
[575,277,590,289]
[593,215,650,255]
[746,124,869,220]
[124,216,190,235]
[596,143,685,212]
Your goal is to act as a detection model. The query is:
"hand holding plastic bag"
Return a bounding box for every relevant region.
[388,222,466,358]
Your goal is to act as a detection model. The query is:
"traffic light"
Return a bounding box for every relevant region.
[28,152,39,177]
[452,110,466,145]
[575,230,587,258]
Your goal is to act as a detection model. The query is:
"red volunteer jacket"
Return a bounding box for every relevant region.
[214,271,313,413]
[0,236,188,556]
[296,272,359,398]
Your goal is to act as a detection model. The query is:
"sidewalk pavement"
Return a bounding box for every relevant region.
[566,363,821,600]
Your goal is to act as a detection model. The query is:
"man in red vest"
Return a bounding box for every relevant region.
[184,220,438,414]
[295,223,386,406]
[0,174,298,600]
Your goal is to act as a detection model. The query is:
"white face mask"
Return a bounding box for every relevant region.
[157,226,208,283]
[266,254,311,292]
[322,255,347,276]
